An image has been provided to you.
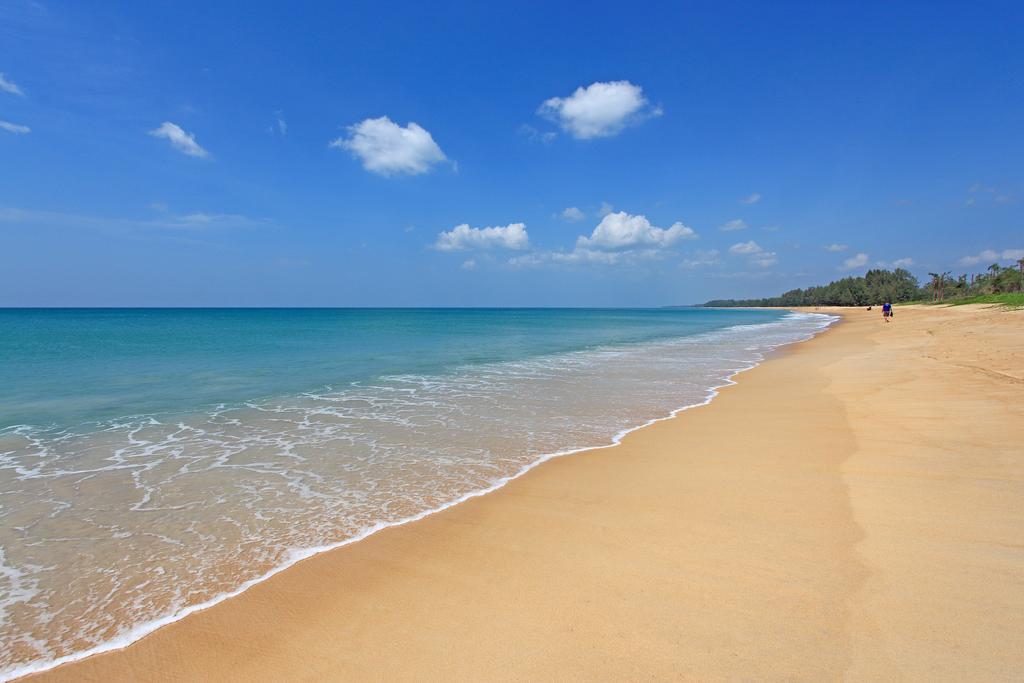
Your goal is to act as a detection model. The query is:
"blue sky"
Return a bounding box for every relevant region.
[1,0,1021,306]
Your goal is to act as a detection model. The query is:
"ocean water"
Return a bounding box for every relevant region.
[0,308,836,678]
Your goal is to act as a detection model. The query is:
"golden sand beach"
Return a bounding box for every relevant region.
[25,304,1024,681]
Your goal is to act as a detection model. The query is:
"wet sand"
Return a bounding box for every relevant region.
[25,304,1024,681]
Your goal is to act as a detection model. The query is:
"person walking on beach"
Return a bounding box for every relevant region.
[882,301,893,323]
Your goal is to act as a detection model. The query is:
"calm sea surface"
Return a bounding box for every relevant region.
[0,308,836,678]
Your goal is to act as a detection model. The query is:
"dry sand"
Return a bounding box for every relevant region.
[25,304,1024,681]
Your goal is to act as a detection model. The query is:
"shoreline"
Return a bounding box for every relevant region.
[5,311,835,682]
[22,305,1024,680]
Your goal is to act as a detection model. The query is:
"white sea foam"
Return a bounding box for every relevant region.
[0,312,836,680]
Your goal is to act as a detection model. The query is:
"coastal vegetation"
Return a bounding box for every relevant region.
[945,292,1024,308]
[702,268,922,307]
[702,261,1024,307]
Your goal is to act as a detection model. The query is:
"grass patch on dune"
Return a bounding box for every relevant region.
[941,292,1024,308]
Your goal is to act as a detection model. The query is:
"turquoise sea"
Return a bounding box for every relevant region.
[0,308,836,679]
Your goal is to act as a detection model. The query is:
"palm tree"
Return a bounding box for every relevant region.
[928,272,952,301]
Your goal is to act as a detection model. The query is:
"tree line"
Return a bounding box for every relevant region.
[923,262,1024,301]
[702,261,1024,307]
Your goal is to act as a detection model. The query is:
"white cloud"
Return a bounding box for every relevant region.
[461,259,477,271]
[741,192,762,205]
[510,247,662,269]
[155,212,261,230]
[563,248,630,264]
[728,240,763,255]
[149,121,210,158]
[538,80,661,139]
[434,223,529,251]
[958,250,998,266]
[958,248,1024,267]
[841,252,870,270]
[551,248,625,265]
[966,183,1014,206]
[576,211,696,250]
[330,116,446,177]
[680,249,721,268]
[597,201,614,217]
[889,257,914,268]
[509,210,696,270]
[0,206,262,231]
[0,120,30,134]
[0,73,23,96]
[824,243,848,252]
[518,124,556,144]
[728,240,776,267]
[175,212,259,228]
[711,269,777,280]
[560,207,585,222]
[719,218,747,232]
[272,111,287,135]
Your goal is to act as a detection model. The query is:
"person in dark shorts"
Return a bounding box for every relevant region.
[882,301,892,322]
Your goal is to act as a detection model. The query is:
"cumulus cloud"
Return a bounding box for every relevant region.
[841,252,870,270]
[434,223,529,251]
[958,248,1024,266]
[719,218,747,232]
[0,120,30,134]
[576,211,697,250]
[0,73,23,96]
[331,116,447,176]
[538,80,661,139]
[507,210,695,270]
[728,240,776,267]
[728,240,763,255]
[874,257,914,268]
[149,121,210,158]
[560,207,585,222]
[824,243,848,252]
[741,192,762,205]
